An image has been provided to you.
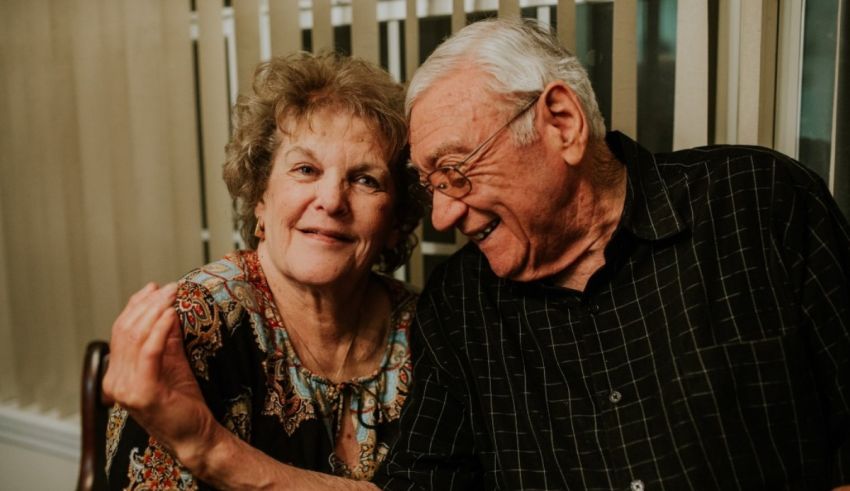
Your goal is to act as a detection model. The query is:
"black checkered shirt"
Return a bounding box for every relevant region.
[373,132,850,490]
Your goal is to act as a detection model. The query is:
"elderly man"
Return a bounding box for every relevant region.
[103,17,849,491]
[371,17,850,490]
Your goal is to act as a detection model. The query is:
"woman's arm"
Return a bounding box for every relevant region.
[102,283,378,491]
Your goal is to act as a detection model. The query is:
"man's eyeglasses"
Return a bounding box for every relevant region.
[418,94,540,199]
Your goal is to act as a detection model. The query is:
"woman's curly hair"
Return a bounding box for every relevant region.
[223,51,423,273]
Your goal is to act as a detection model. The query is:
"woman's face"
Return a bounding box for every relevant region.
[255,108,398,288]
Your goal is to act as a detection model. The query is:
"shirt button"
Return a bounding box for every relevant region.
[630,479,645,491]
[588,303,600,314]
[609,390,623,404]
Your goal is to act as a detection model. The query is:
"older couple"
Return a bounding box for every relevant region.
[105,18,850,490]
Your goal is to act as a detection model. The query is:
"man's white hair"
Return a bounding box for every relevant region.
[406,17,606,144]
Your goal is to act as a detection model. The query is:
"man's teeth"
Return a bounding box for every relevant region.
[473,219,500,241]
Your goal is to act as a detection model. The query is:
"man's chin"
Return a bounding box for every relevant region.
[483,253,527,281]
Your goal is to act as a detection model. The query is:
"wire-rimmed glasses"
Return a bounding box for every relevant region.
[418,93,540,199]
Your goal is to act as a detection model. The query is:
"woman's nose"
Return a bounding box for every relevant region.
[314,179,349,215]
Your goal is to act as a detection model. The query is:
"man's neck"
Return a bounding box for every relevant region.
[552,144,627,291]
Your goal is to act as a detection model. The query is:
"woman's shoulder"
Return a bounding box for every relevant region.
[177,251,258,308]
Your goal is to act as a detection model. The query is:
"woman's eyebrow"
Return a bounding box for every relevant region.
[348,162,390,176]
[283,145,317,160]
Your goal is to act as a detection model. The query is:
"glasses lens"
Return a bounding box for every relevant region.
[429,167,471,198]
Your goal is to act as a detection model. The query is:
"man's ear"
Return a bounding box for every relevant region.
[539,81,589,166]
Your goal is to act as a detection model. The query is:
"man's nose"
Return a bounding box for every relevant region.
[430,191,467,231]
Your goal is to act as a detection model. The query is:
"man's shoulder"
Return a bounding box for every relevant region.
[655,144,822,190]
[421,242,505,306]
[420,244,497,297]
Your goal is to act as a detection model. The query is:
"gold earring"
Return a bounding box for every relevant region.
[254,219,265,240]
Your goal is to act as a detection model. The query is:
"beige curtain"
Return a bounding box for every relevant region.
[0,0,203,415]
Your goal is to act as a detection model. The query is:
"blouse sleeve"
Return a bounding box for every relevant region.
[105,278,261,490]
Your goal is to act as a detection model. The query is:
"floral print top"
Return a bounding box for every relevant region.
[106,250,417,490]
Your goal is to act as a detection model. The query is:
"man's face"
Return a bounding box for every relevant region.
[409,69,580,282]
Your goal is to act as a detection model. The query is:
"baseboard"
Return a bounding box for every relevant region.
[0,402,79,461]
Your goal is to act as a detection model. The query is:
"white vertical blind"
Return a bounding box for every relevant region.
[162,0,205,275]
[352,0,379,63]
[405,0,421,79]
[557,0,577,53]
[612,0,638,136]
[312,0,334,53]
[774,0,804,157]
[198,0,235,259]
[452,0,466,33]
[268,0,302,56]
[234,0,263,95]
[406,0,425,288]
[499,0,520,19]
[673,0,709,149]
[737,0,779,146]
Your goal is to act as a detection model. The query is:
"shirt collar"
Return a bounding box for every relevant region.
[606,131,688,241]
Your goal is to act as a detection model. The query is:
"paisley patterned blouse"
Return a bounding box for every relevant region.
[105,250,417,490]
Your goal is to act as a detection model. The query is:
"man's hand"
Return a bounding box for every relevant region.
[101,282,216,470]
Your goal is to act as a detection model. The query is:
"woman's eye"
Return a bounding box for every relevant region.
[354,174,381,190]
[291,164,318,177]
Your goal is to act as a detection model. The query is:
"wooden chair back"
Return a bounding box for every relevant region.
[76,340,110,491]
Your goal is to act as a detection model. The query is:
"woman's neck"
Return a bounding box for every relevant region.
[255,246,391,380]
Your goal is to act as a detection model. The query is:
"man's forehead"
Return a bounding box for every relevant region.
[408,84,498,168]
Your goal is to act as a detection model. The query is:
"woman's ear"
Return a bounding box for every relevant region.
[539,81,589,166]
[253,200,267,241]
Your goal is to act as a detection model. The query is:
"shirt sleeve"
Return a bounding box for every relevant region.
[774,168,850,486]
[372,290,486,490]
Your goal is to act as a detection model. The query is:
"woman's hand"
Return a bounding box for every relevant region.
[101,282,217,470]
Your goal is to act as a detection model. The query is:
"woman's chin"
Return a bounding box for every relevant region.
[284,264,365,289]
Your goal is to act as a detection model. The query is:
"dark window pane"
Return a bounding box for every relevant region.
[419,15,451,62]
[303,29,312,52]
[799,0,839,181]
[334,24,351,56]
[575,2,613,131]
[636,0,676,153]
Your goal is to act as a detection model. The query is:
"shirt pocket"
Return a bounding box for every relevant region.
[676,333,816,435]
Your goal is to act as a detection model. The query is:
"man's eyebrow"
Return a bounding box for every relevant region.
[424,141,469,168]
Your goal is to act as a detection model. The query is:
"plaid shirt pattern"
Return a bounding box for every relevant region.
[373,132,850,490]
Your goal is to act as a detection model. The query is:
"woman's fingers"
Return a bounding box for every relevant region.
[139,299,179,374]
[104,282,179,408]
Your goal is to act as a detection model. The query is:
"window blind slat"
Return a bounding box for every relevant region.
[269,0,302,56]
[234,0,262,95]
[557,0,577,53]
[162,0,204,275]
[197,0,235,259]
[673,0,709,149]
[312,0,334,53]
[612,0,638,136]
[352,0,379,64]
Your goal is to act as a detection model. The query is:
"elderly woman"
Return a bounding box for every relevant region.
[103,51,423,489]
